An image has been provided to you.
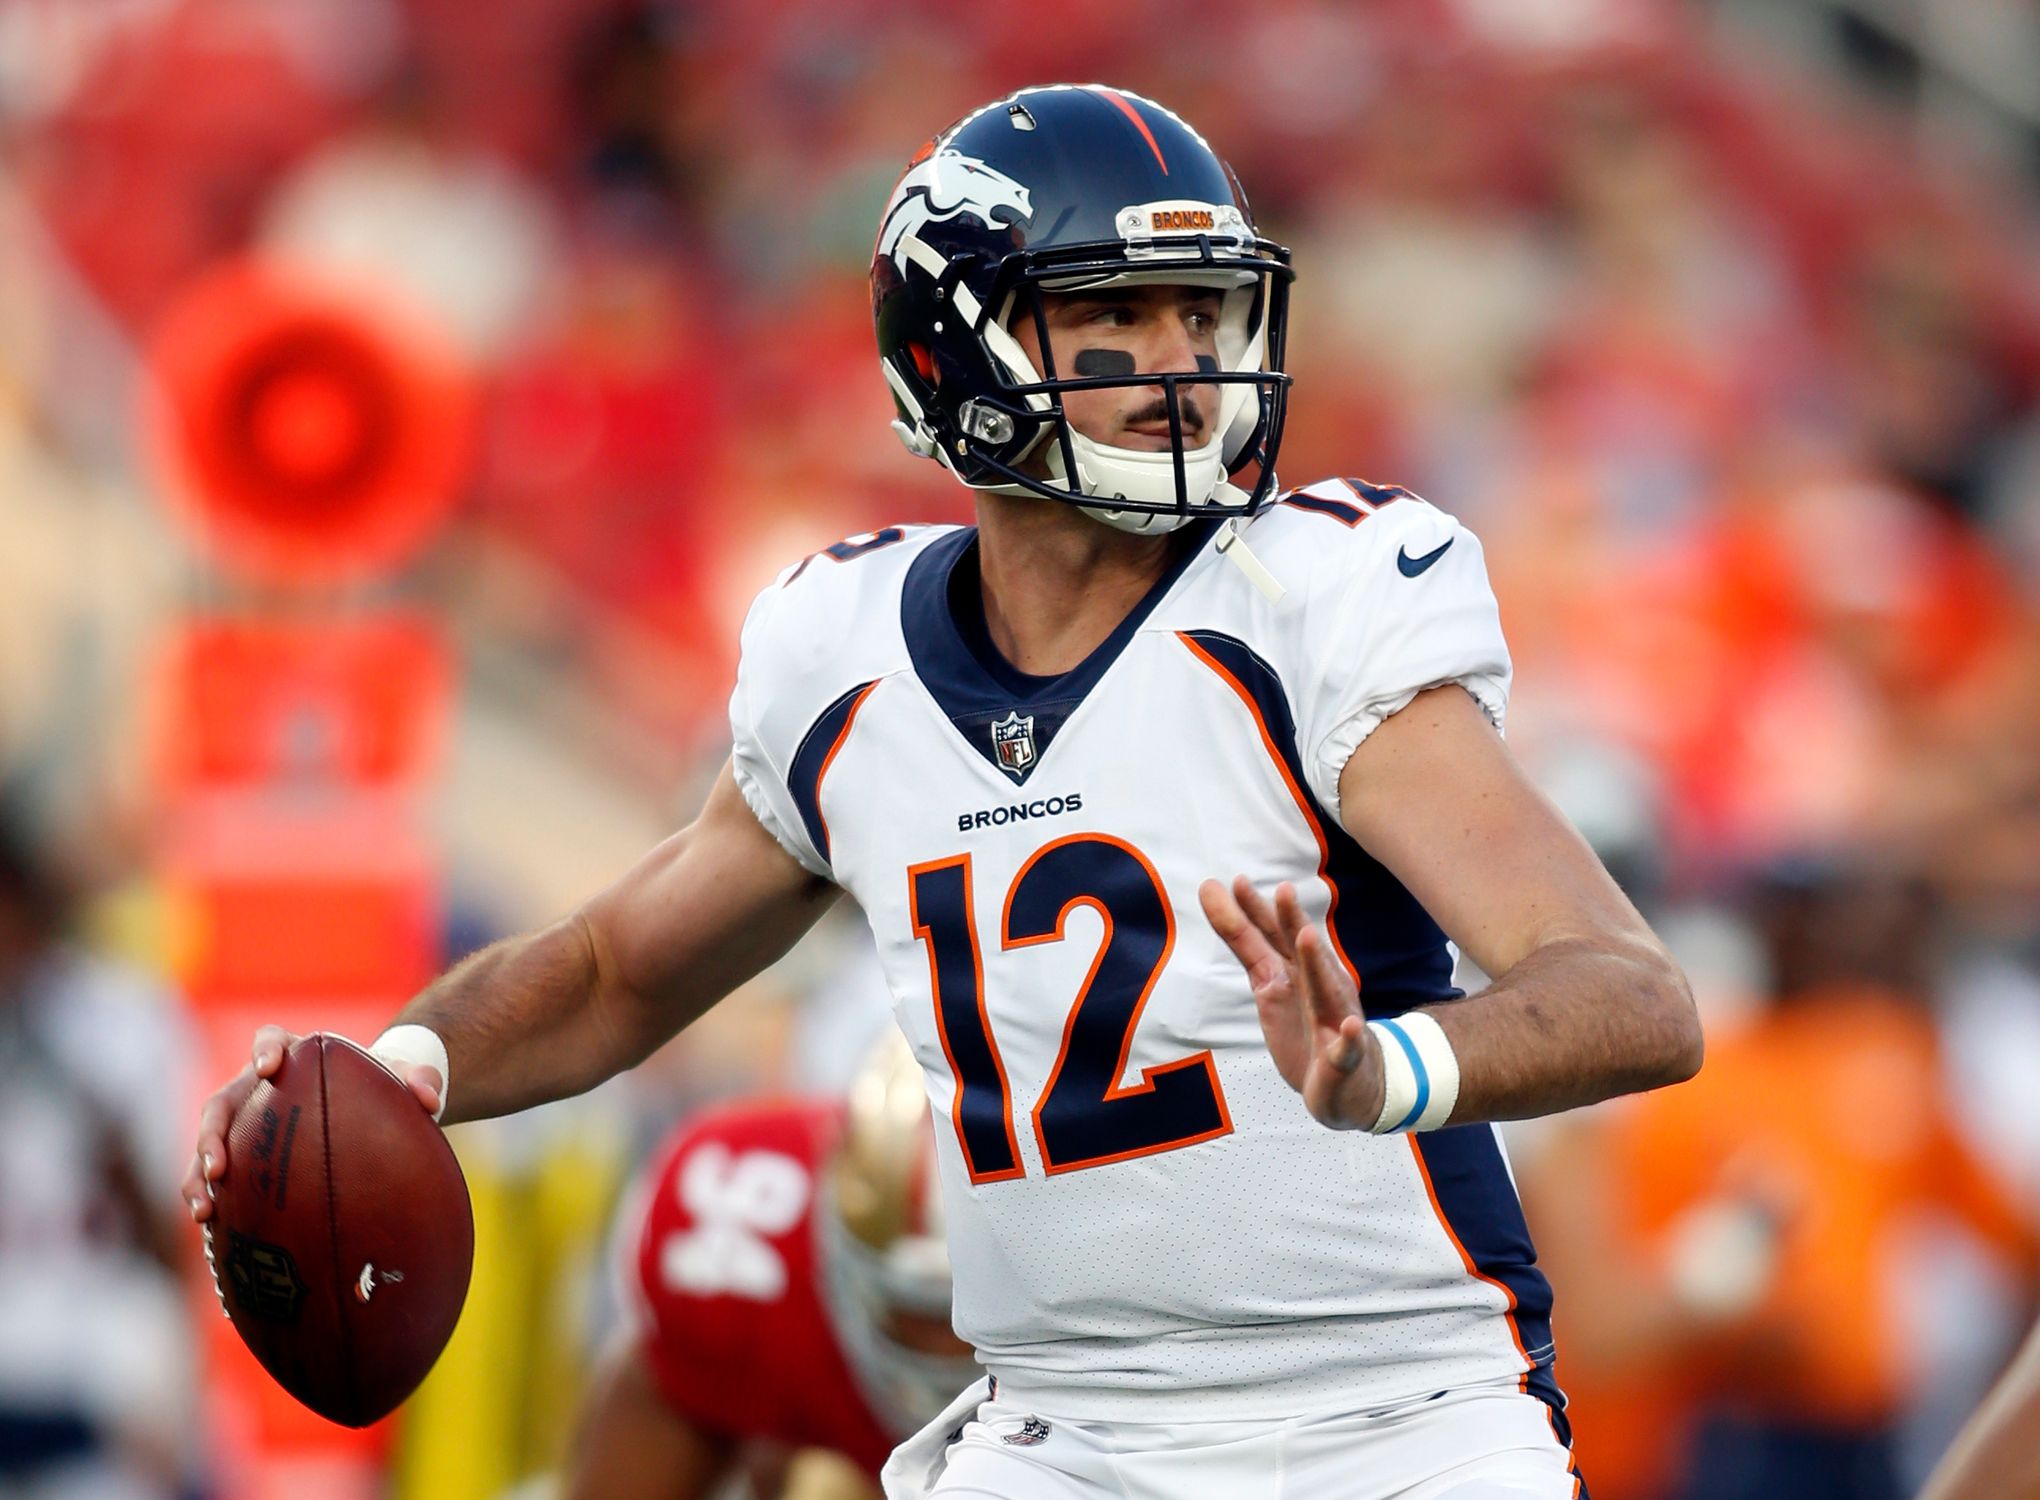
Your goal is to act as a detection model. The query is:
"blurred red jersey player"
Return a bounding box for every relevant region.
[566,1036,974,1500]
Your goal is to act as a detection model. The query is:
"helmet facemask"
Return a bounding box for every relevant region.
[955,246,1292,533]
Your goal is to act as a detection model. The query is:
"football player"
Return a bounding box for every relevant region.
[190,85,1702,1500]
[565,1033,972,1500]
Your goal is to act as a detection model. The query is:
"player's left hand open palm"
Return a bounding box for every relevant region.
[1200,877,1384,1130]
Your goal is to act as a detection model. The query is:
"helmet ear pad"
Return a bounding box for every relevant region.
[1216,278,1274,469]
[877,261,1066,479]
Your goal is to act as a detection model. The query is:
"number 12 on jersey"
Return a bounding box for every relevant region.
[908,834,1233,1182]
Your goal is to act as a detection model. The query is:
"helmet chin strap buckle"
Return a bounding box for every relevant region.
[890,418,938,459]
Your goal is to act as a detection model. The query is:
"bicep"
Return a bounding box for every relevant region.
[1335,685,1660,980]
[581,759,842,1029]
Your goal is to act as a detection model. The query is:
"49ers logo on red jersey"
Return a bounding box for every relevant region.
[659,1144,811,1300]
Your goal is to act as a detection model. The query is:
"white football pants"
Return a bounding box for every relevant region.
[881,1373,1582,1500]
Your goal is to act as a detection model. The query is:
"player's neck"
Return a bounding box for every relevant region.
[973,494,1181,677]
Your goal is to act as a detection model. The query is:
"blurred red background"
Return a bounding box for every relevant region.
[0,2,2037,1498]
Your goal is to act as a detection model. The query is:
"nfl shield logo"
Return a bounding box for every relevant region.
[990,710,1036,777]
[1002,1416,1052,1447]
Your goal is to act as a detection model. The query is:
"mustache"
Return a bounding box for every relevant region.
[1068,348,1219,436]
[1123,394,1209,436]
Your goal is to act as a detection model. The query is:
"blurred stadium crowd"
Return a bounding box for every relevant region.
[1,1,2038,1498]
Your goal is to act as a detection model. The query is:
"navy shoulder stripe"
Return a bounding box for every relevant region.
[1177,629,1457,1012]
[787,680,879,865]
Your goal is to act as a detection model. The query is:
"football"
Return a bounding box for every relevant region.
[204,1032,474,1427]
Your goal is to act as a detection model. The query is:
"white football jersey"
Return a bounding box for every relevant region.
[730,480,1562,1424]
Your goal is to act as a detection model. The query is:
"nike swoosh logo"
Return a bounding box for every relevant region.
[1397,538,1453,577]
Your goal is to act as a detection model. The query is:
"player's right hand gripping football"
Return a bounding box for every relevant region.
[1200,877,1386,1131]
[183,1026,445,1223]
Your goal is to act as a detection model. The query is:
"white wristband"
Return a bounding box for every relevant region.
[1366,1012,1460,1134]
[370,1024,450,1122]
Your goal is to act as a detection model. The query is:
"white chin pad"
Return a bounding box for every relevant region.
[1044,429,1227,533]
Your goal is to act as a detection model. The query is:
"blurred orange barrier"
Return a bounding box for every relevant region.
[161,813,439,1002]
[148,613,450,1007]
[151,614,448,1006]
[149,614,453,794]
[144,258,473,588]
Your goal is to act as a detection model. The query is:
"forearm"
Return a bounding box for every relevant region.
[390,766,839,1125]
[391,913,639,1125]
[1332,686,1702,1129]
[188,761,830,1226]
[1422,934,1700,1125]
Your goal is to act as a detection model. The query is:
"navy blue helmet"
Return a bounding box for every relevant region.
[870,85,1293,533]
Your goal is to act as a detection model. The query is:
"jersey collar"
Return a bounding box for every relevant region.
[901,521,1216,786]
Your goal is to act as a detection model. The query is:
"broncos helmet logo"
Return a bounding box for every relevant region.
[876,150,1033,268]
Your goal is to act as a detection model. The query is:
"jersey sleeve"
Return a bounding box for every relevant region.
[726,529,928,882]
[729,574,833,879]
[1292,497,1512,816]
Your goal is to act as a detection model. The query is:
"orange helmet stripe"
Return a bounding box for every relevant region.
[1086,86,1167,176]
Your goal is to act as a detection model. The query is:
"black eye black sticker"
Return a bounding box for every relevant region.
[1068,349,1218,378]
[1072,348,1137,377]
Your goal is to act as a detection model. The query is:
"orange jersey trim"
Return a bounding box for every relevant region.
[1175,632,1362,988]
[1408,1135,1534,1369]
[813,681,877,854]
